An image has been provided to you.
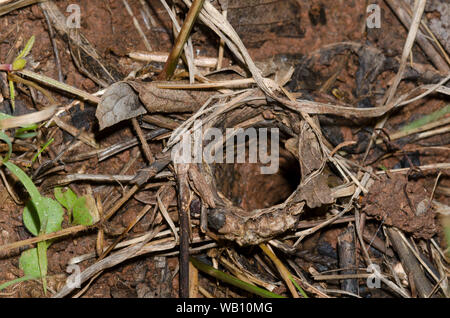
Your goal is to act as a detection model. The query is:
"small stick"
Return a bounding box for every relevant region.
[0,225,88,253]
[386,227,434,298]
[158,0,205,80]
[17,69,100,104]
[259,243,300,298]
[41,7,64,83]
[53,117,97,149]
[189,262,199,298]
[131,117,154,164]
[376,162,450,175]
[176,163,191,298]
[129,51,218,68]
[216,1,228,70]
[337,224,358,294]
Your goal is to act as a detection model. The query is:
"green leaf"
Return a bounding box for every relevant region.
[0,131,12,162]
[15,36,35,61]
[4,161,46,227]
[15,131,37,139]
[4,161,41,201]
[23,197,64,236]
[72,196,94,226]
[4,161,58,295]
[16,124,38,134]
[19,248,42,278]
[12,58,26,71]
[23,201,40,237]
[9,80,15,111]
[54,187,78,211]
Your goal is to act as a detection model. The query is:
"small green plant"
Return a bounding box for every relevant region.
[0,36,35,111]
[0,135,92,293]
[54,187,96,226]
[0,160,61,293]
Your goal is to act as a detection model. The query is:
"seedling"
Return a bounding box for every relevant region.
[0,36,35,111]
[32,137,54,162]
[0,131,92,293]
[54,187,97,226]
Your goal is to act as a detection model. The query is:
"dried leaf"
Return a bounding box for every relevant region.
[188,165,216,208]
[127,81,212,113]
[96,82,146,130]
[295,174,334,209]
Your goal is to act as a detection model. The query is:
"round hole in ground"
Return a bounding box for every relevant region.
[213,136,301,211]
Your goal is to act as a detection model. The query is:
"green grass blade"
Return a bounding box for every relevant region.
[0,131,12,162]
[3,161,41,200]
[15,36,35,61]
[9,80,15,111]
[190,257,285,298]
[401,104,450,132]
[32,138,54,162]
[0,275,36,291]
[289,275,308,298]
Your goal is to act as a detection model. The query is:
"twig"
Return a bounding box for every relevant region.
[386,227,434,298]
[337,224,358,294]
[53,117,97,149]
[129,51,218,68]
[160,0,197,83]
[63,128,168,163]
[53,227,161,298]
[156,186,178,243]
[17,69,100,104]
[39,171,171,189]
[176,163,191,298]
[259,243,299,298]
[0,0,45,16]
[216,1,228,70]
[0,225,89,254]
[131,117,154,164]
[158,0,205,80]
[41,7,64,83]
[376,162,450,175]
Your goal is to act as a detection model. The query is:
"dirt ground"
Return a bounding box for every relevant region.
[0,0,449,298]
